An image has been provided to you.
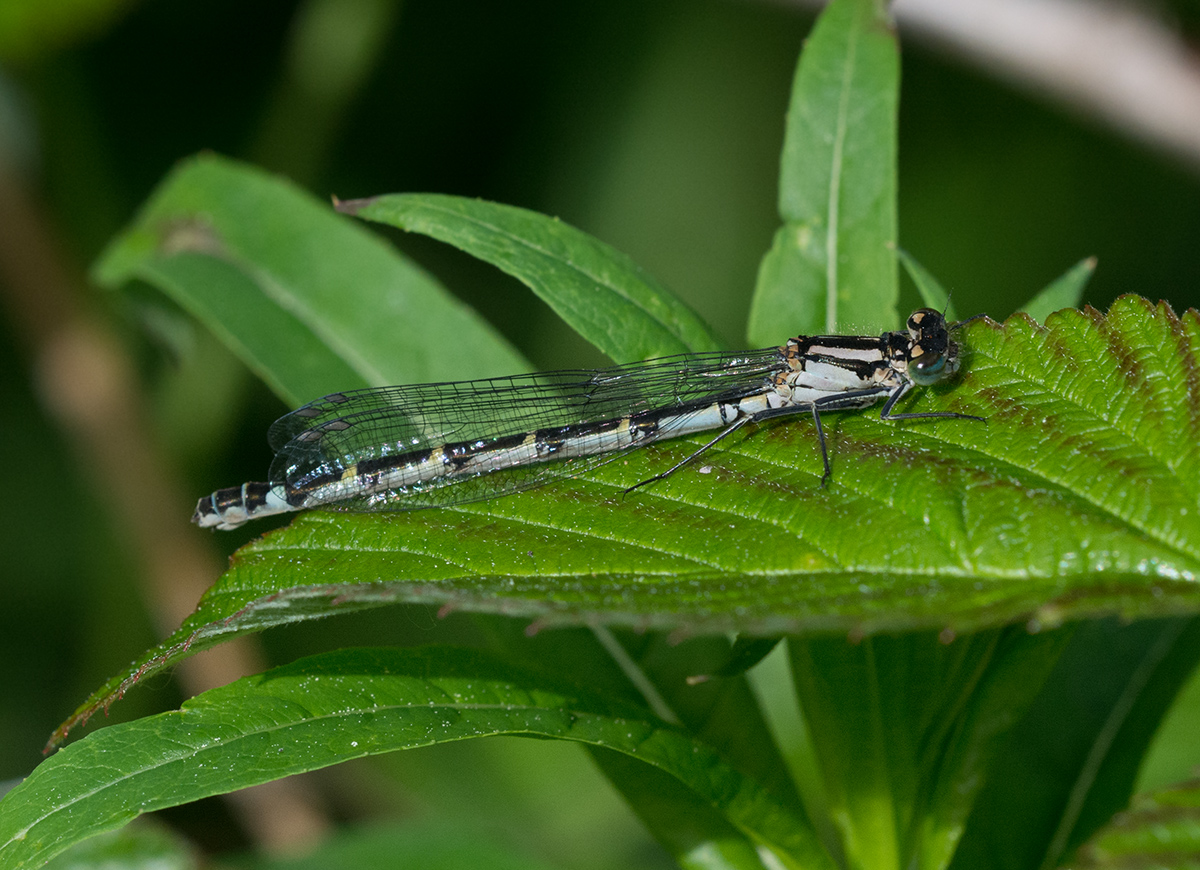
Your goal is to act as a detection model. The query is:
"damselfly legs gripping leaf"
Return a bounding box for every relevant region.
[195,308,984,530]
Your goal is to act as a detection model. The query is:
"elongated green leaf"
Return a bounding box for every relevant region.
[1043,619,1200,866]
[337,193,722,360]
[917,627,1079,869]
[478,623,804,868]
[590,749,777,870]
[598,632,807,868]
[896,247,956,322]
[790,626,1074,870]
[749,0,899,342]
[52,296,1200,748]
[899,252,1095,329]
[1021,256,1097,324]
[1071,777,1200,869]
[949,617,1200,870]
[610,632,803,809]
[92,154,525,404]
[712,637,782,679]
[3,648,829,870]
[470,620,802,867]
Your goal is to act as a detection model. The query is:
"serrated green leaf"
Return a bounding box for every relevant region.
[339,194,722,360]
[1021,257,1097,324]
[92,153,525,405]
[2,648,829,870]
[51,297,1200,748]
[749,0,899,342]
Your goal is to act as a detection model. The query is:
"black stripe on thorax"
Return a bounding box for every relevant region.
[787,333,899,378]
[791,333,884,355]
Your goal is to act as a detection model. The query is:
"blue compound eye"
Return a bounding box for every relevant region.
[909,351,947,385]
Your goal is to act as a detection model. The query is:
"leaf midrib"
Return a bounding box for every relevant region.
[11,699,662,843]
[385,198,684,339]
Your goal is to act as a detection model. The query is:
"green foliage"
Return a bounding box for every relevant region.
[1072,776,1200,868]
[42,823,197,870]
[4,0,1200,868]
[1,647,828,870]
[950,618,1200,870]
[341,194,723,360]
[216,822,560,870]
[93,156,525,404]
[750,0,898,342]
[44,289,1200,754]
[1022,258,1097,324]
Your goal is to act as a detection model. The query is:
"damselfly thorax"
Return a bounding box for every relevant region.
[195,308,984,530]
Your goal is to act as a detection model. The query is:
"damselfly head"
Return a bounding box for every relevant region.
[905,308,959,386]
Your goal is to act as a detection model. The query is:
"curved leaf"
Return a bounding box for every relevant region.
[337,193,722,360]
[3,648,829,870]
[949,617,1200,870]
[590,749,776,870]
[52,297,1200,746]
[92,154,525,404]
[1072,776,1200,869]
[587,631,805,869]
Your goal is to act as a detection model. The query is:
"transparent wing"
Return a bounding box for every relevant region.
[266,348,788,511]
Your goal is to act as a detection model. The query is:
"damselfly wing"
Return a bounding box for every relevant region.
[195,308,983,530]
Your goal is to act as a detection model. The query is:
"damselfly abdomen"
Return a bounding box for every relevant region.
[195,308,983,530]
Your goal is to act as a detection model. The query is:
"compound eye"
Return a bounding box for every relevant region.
[907,308,940,336]
[909,351,948,385]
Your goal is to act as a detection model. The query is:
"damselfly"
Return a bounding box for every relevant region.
[194,308,984,530]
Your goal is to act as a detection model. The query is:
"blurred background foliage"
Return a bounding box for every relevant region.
[3,0,1200,866]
